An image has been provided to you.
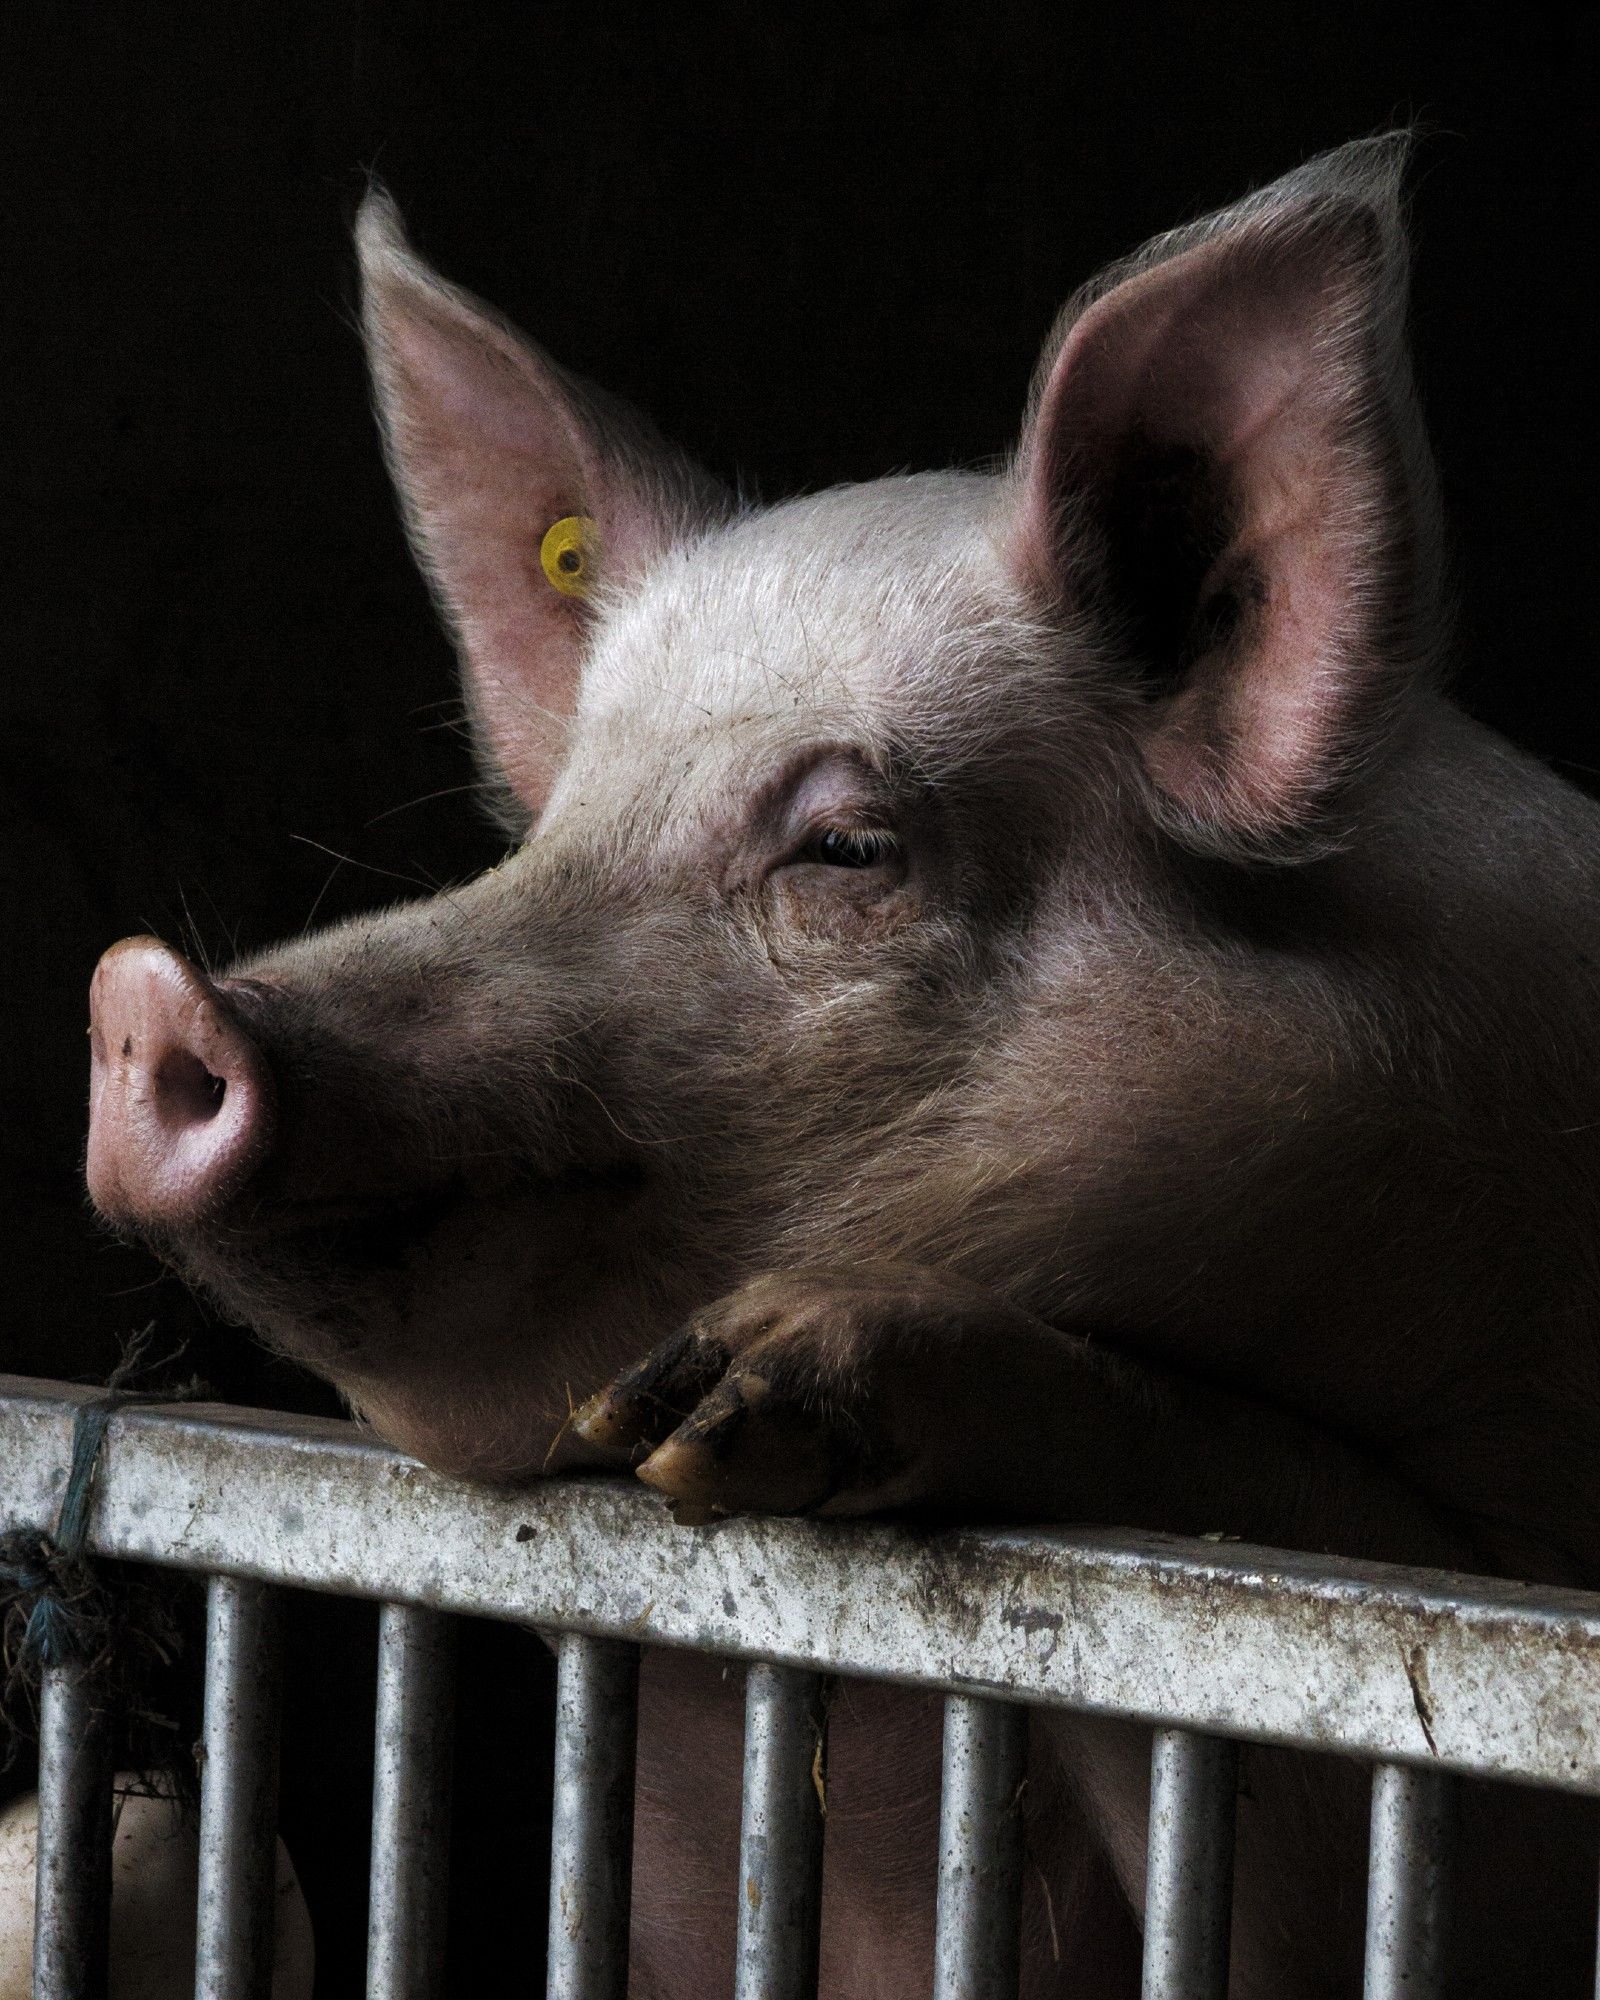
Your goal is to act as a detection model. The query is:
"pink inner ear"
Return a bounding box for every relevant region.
[368,272,597,818]
[359,193,728,822]
[362,199,730,823]
[1016,206,1407,851]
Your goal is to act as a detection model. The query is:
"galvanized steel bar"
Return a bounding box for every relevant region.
[546,1631,639,2000]
[1140,1727,1238,2000]
[4,1379,1600,1792]
[932,1693,1028,2000]
[195,1574,283,2000]
[1362,1761,1457,2000]
[734,1663,829,2000]
[367,1603,456,2000]
[32,1662,113,2000]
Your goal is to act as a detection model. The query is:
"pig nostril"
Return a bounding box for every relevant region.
[154,1048,229,1127]
[87,940,277,1227]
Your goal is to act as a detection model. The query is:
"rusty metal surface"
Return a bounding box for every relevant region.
[4,1376,1600,1793]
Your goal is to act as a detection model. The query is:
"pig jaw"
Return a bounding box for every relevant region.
[162,1138,711,1481]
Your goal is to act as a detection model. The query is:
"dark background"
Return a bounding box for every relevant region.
[2,5,1594,1991]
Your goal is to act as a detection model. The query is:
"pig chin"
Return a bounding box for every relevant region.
[164,1165,659,1466]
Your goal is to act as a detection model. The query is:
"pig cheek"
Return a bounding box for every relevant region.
[766,874,919,948]
[323,1194,670,1480]
[170,1188,592,1427]
[172,1231,396,1371]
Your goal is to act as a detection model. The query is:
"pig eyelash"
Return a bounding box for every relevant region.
[799,827,902,869]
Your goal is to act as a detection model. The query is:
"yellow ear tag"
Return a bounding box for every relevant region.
[540,514,596,598]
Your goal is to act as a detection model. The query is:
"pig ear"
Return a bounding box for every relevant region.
[1012,136,1442,861]
[357,190,729,821]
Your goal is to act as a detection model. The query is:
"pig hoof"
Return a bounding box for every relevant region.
[579,1273,913,1516]
[571,1261,1016,1515]
[636,1365,843,1515]
[570,1325,734,1459]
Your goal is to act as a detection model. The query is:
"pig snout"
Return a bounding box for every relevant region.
[87,938,275,1230]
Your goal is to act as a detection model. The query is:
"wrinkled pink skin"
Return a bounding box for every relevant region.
[87,140,1600,1995]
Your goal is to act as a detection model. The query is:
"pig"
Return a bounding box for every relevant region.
[83,135,1599,1996]
[0,1782,314,2000]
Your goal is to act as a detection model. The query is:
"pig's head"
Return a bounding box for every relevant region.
[87,139,1447,1479]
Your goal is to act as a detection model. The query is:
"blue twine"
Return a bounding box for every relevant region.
[1,1331,201,1689]
[1,1401,118,1673]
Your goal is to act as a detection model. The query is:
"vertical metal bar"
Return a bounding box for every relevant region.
[1362,1762,1457,2000]
[367,1603,456,2000]
[734,1663,829,2000]
[195,1575,283,2000]
[1594,1851,1600,2000]
[932,1693,1028,2000]
[1141,1727,1238,2000]
[32,1662,113,2000]
[546,1631,640,2000]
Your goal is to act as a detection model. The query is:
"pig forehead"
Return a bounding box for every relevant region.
[578,473,1012,738]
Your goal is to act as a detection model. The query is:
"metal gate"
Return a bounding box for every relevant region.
[4,1374,1598,1999]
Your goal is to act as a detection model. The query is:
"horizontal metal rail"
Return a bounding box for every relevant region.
[3,1375,1599,1793]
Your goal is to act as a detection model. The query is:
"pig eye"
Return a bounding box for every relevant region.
[539,514,596,598]
[805,827,900,869]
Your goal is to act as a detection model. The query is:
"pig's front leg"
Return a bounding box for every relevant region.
[569,1268,1594,1999]
[567,1262,1474,1568]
